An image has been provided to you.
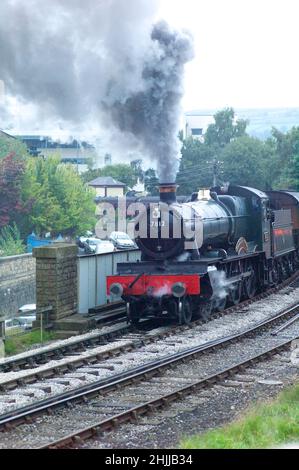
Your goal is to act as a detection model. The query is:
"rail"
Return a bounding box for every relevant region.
[40,338,295,449]
[1,270,298,374]
[0,300,298,433]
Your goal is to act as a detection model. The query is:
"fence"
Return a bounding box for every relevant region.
[77,249,141,314]
[3,306,53,339]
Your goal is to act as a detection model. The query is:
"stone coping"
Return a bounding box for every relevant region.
[0,253,33,263]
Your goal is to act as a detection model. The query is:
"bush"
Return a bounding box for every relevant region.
[0,223,26,257]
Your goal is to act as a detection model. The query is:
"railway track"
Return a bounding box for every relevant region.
[1,272,299,394]
[0,304,128,373]
[1,271,298,376]
[0,298,298,448]
[42,338,296,450]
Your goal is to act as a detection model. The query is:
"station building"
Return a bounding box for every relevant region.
[88,176,126,197]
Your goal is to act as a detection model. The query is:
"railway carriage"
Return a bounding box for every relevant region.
[107,184,299,325]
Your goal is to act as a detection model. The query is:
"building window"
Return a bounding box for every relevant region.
[191,128,203,136]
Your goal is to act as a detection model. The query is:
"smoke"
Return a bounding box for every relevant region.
[0,0,194,181]
[104,20,194,182]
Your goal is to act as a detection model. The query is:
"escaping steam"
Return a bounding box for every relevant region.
[208,267,236,308]
[0,0,194,182]
[153,284,171,298]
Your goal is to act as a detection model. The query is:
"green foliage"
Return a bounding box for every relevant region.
[271,126,299,189]
[221,136,277,189]
[177,108,250,195]
[144,168,159,195]
[176,138,214,194]
[0,152,26,226]
[0,223,25,257]
[271,126,299,164]
[81,163,137,190]
[21,156,96,236]
[181,383,299,449]
[276,154,299,190]
[205,107,248,148]
[0,133,29,161]
[176,107,295,194]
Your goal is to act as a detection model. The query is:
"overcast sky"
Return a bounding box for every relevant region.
[159,0,299,110]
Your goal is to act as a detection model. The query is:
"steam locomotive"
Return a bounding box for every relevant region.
[107,183,299,325]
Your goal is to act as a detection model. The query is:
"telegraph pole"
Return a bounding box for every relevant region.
[213,157,218,187]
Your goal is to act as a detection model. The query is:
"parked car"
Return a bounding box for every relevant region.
[108,231,137,250]
[4,318,23,336]
[17,315,36,330]
[4,306,37,335]
[78,237,115,254]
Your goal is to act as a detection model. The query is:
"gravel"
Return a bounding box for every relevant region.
[0,320,129,365]
[0,286,299,416]
[0,286,299,448]
[0,318,298,448]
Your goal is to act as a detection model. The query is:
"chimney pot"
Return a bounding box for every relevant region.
[159,183,178,204]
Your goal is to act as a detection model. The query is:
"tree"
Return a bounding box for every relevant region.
[274,152,299,190]
[0,133,29,161]
[271,126,299,189]
[291,154,299,190]
[220,136,276,189]
[271,127,296,164]
[144,168,159,195]
[21,156,96,236]
[176,137,214,194]
[205,107,248,149]
[130,159,144,182]
[0,153,26,227]
[81,163,137,190]
[176,108,280,194]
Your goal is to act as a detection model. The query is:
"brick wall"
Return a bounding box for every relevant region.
[0,254,36,318]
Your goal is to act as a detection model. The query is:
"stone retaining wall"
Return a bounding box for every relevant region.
[0,254,36,318]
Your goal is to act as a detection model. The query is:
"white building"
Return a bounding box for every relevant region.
[184,111,215,141]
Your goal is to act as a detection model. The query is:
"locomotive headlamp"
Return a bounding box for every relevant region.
[171,282,186,298]
[109,283,123,296]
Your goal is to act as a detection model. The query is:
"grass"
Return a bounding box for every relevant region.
[4,329,59,356]
[181,383,299,449]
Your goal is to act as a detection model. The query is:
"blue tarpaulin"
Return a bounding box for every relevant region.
[27,233,63,253]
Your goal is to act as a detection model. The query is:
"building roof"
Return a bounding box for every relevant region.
[0,129,16,140]
[88,176,125,187]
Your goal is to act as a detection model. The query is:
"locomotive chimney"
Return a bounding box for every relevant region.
[159,183,178,204]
